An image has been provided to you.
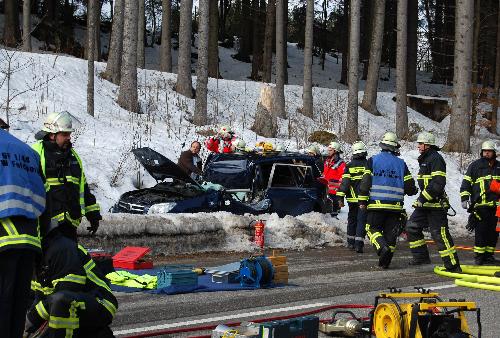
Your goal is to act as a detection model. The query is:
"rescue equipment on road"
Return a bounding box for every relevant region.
[238,256,274,288]
[267,250,288,285]
[434,264,500,291]
[112,246,153,269]
[370,288,480,338]
[319,310,367,337]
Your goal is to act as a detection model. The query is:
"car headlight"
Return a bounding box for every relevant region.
[147,202,177,214]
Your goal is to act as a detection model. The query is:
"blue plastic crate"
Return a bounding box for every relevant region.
[157,265,198,289]
[259,316,319,338]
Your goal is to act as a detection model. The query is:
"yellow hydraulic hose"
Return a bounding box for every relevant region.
[434,265,500,292]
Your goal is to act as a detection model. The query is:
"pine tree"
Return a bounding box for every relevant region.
[360,0,385,116]
[194,0,210,125]
[344,0,361,143]
[23,0,32,52]
[443,0,474,152]
[117,0,139,113]
[104,0,124,84]
[301,0,314,118]
[274,0,286,118]
[87,0,98,117]
[160,0,173,72]
[176,0,194,98]
[262,0,276,83]
[396,0,409,139]
[208,0,220,77]
[3,0,21,47]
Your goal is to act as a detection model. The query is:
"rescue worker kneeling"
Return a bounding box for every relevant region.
[358,132,417,268]
[25,235,118,337]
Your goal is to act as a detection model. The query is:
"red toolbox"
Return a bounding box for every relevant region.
[112,246,153,269]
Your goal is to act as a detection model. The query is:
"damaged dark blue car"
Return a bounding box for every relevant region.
[111,147,329,217]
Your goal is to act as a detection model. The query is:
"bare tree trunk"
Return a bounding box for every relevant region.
[194,0,210,126]
[104,0,124,84]
[396,0,408,139]
[87,0,97,117]
[360,0,385,116]
[252,85,278,137]
[160,0,173,72]
[274,0,286,119]
[137,0,146,68]
[301,0,314,118]
[23,0,32,51]
[340,0,349,85]
[117,0,139,113]
[176,0,194,98]
[283,0,288,84]
[262,0,275,83]
[406,0,418,94]
[444,0,473,153]
[208,0,220,78]
[95,4,101,61]
[3,0,21,47]
[344,0,361,143]
[250,0,263,80]
[472,0,480,86]
[491,3,500,135]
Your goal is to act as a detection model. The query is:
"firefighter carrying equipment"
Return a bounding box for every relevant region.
[105,271,157,289]
[371,289,480,338]
[31,140,101,237]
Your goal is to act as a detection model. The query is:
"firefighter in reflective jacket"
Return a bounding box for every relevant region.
[337,141,369,253]
[407,132,461,272]
[0,129,46,338]
[460,140,500,265]
[323,141,346,216]
[32,111,101,241]
[358,132,417,268]
[25,233,118,337]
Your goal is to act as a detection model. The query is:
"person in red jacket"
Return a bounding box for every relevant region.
[205,125,236,153]
[323,141,346,217]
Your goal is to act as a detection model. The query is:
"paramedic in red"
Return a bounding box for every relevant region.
[205,125,236,153]
[323,141,346,217]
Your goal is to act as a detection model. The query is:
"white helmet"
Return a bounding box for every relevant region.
[416,131,436,146]
[380,132,400,148]
[219,125,232,137]
[232,138,246,151]
[481,140,496,152]
[306,144,320,156]
[41,111,74,134]
[328,141,342,153]
[352,141,367,155]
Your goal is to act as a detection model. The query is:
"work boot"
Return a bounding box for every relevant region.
[378,246,392,269]
[408,257,431,266]
[474,255,485,266]
[355,245,364,253]
[347,243,355,250]
[445,265,462,273]
[482,256,500,266]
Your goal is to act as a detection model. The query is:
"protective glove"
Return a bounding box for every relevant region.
[465,212,479,232]
[87,219,99,235]
[461,200,469,210]
[338,199,345,208]
[412,199,424,208]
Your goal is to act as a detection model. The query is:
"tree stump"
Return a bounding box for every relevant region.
[251,85,278,137]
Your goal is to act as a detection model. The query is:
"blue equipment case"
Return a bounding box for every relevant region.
[259,316,319,338]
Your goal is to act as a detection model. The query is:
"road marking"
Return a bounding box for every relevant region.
[113,302,330,336]
[427,283,457,291]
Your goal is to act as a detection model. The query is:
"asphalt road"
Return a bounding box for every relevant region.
[111,239,499,338]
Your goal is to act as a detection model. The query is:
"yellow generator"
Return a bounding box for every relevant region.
[371,288,480,338]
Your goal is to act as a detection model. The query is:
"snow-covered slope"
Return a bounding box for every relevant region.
[0,45,493,252]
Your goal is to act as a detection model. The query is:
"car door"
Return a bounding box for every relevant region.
[264,163,319,216]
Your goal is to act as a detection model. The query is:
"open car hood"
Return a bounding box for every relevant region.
[132,147,200,186]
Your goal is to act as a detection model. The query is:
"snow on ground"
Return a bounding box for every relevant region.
[1,38,496,253]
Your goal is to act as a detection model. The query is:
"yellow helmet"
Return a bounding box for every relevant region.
[263,142,274,152]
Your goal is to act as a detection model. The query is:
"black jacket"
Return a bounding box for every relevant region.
[35,141,101,239]
[337,154,368,203]
[460,157,500,208]
[416,148,447,208]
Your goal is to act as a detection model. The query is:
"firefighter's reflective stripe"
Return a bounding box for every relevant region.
[0,185,46,218]
[32,141,87,217]
[440,227,457,265]
[48,316,79,330]
[35,301,50,320]
[51,274,87,288]
[84,204,100,213]
[365,224,382,251]
[485,246,496,253]
[474,246,486,253]
[370,185,404,201]
[96,297,117,317]
[367,200,403,211]
[409,239,426,249]
[31,280,54,295]
[51,212,81,228]
[1,218,18,235]
[0,233,41,249]
[84,259,112,293]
